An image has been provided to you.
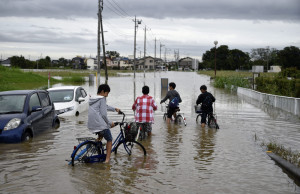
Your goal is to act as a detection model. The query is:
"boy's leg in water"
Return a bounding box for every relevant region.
[201,112,207,128]
[104,141,112,163]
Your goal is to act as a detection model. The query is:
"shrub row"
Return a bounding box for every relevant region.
[256,77,299,97]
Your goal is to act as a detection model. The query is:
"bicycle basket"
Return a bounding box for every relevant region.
[194,105,202,113]
[125,122,138,141]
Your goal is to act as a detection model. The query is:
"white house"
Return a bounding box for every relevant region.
[268,66,281,73]
[86,58,97,70]
[252,66,264,73]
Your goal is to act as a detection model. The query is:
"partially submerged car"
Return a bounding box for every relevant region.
[0,90,60,143]
[47,86,88,117]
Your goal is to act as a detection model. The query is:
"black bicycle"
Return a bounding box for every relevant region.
[68,111,146,166]
[163,102,187,126]
[195,105,219,129]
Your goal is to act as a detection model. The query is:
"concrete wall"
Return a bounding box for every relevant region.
[237,87,300,117]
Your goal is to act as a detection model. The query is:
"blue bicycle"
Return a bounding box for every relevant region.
[69,111,146,166]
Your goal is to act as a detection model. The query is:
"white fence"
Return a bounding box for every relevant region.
[237,87,300,117]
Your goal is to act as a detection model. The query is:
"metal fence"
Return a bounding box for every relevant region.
[237,87,300,117]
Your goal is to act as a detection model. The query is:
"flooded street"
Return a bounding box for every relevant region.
[1,72,299,193]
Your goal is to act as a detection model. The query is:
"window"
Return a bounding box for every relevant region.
[29,93,41,111]
[39,92,51,107]
[80,88,87,98]
[75,88,82,101]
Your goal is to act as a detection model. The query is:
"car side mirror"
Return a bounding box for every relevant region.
[32,106,42,112]
[78,97,85,104]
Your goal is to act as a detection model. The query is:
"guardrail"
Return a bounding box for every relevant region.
[237,87,300,117]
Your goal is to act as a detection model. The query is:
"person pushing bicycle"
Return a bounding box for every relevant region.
[196,85,215,128]
[87,84,120,163]
[132,85,157,137]
[160,82,182,124]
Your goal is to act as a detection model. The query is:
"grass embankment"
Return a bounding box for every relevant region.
[198,70,299,97]
[0,68,126,91]
[0,66,57,91]
[198,70,255,89]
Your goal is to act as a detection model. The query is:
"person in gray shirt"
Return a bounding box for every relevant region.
[88,84,120,163]
[160,82,182,124]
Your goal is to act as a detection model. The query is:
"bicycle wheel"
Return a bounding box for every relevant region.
[163,113,167,121]
[208,115,217,129]
[71,141,103,166]
[196,114,201,123]
[115,140,146,157]
[175,114,186,126]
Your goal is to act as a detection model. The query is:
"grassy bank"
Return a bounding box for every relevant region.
[198,70,254,89]
[0,66,57,91]
[30,69,121,77]
[261,141,300,168]
[0,68,132,91]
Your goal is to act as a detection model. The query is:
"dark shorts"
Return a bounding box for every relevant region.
[167,107,178,118]
[201,112,208,124]
[136,122,152,132]
[97,129,112,141]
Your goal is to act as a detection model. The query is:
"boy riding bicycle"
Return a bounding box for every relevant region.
[87,84,120,163]
[132,86,157,137]
[196,85,215,128]
[160,82,182,124]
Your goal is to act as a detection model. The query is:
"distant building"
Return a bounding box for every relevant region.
[268,66,281,73]
[137,56,155,70]
[72,57,85,69]
[1,58,11,67]
[86,58,97,70]
[252,66,264,73]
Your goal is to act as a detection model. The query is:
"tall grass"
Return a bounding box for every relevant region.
[62,75,85,83]
[261,141,300,168]
[214,76,251,89]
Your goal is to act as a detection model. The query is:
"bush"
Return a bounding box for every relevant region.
[256,76,299,97]
[214,76,250,89]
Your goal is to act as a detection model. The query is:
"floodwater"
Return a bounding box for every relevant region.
[1,71,300,193]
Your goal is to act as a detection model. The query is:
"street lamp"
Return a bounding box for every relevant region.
[214,40,218,78]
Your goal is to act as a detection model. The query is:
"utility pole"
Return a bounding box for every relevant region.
[154,38,157,76]
[99,0,108,83]
[133,16,142,79]
[97,0,102,86]
[160,42,164,66]
[143,26,150,78]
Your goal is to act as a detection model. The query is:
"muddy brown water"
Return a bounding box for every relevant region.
[1,72,299,193]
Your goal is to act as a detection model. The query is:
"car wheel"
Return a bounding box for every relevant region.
[53,119,60,129]
[22,131,33,142]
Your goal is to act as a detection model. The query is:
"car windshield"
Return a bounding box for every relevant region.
[48,90,74,102]
[0,95,26,114]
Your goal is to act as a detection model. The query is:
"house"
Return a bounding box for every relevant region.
[119,57,132,70]
[252,66,264,73]
[268,66,281,73]
[1,58,11,67]
[72,57,86,69]
[178,57,193,70]
[86,58,98,70]
[137,56,155,70]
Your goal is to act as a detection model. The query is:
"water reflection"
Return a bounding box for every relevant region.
[193,128,217,170]
[1,72,299,193]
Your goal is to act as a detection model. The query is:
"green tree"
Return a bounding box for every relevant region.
[106,51,120,59]
[277,46,300,69]
[10,56,26,68]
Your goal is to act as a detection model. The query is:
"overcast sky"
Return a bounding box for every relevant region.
[0,0,299,61]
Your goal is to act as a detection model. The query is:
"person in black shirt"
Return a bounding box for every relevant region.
[160,82,182,124]
[196,85,215,128]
